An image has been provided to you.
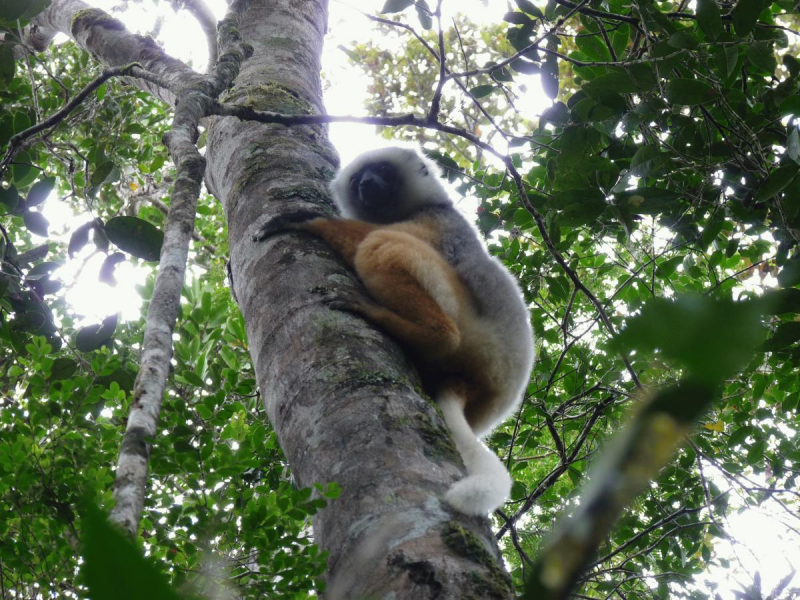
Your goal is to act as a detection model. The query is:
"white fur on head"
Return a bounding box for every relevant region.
[330,145,452,219]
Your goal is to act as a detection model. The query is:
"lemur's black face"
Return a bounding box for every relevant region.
[348,161,402,223]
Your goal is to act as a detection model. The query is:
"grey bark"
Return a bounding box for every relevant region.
[29,0,196,105]
[209,1,513,598]
[30,0,515,596]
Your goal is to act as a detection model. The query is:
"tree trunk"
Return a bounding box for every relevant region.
[208,1,512,598]
[31,0,514,596]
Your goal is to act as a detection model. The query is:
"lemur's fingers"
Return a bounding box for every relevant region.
[253,210,323,242]
[321,290,374,313]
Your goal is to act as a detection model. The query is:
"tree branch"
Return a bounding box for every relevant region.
[108,13,252,537]
[172,0,219,70]
[427,0,447,121]
[28,0,198,106]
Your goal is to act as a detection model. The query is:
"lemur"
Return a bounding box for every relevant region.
[254,146,534,515]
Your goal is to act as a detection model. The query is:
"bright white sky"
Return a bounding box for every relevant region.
[36,0,800,596]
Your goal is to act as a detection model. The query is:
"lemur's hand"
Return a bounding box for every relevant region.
[253,210,322,242]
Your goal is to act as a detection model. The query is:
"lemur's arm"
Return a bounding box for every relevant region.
[254,210,377,265]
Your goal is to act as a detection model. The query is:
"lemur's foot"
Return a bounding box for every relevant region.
[321,289,376,315]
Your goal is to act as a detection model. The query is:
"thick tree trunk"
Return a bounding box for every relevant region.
[31,0,514,596]
[208,1,513,598]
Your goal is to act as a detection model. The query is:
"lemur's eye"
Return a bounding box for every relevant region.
[349,176,359,191]
[379,164,393,177]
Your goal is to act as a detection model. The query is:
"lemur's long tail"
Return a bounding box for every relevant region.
[437,390,512,515]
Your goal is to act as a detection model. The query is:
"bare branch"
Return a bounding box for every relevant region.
[427,0,447,121]
[28,0,198,106]
[109,14,252,537]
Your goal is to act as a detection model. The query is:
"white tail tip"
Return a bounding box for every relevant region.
[438,391,512,515]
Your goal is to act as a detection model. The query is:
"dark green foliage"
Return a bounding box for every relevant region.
[1,0,799,598]
[104,216,164,262]
[82,504,183,600]
[347,2,800,597]
[0,34,331,598]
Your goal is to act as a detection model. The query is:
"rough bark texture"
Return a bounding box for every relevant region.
[29,0,197,105]
[208,1,513,598]
[31,0,515,595]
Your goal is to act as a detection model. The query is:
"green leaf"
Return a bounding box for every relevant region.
[554,188,608,226]
[0,0,33,21]
[25,176,55,208]
[13,111,31,134]
[541,55,559,99]
[746,41,776,73]
[725,237,740,257]
[667,31,699,50]
[0,42,15,86]
[546,275,570,301]
[75,314,118,352]
[27,261,59,279]
[784,54,800,77]
[181,370,206,387]
[415,0,432,29]
[19,0,52,20]
[583,71,639,97]
[174,440,195,453]
[90,161,115,189]
[728,425,753,447]
[788,128,800,164]
[657,255,684,277]
[616,187,681,214]
[105,216,164,262]
[98,252,126,285]
[778,96,800,118]
[510,58,540,74]
[630,145,670,177]
[11,151,36,187]
[381,0,412,12]
[753,165,798,202]
[50,358,78,381]
[504,11,532,25]
[469,84,495,98]
[763,288,800,315]
[0,185,19,211]
[516,0,544,18]
[778,258,800,288]
[760,322,800,352]
[696,0,723,40]
[782,393,800,413]
[732,0,762,37]
[611,23,631,57]
[613,295,764,384]
[576,30,612,61]
[665,79,718,105]
[82,504,182,600]
[712,44,741,79]
[23,210,49,236]
[11,311,47,333]
[701,214,725,248]
[68,222,93,258]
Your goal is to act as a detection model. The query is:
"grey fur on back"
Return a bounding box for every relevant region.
[331,146,534,431]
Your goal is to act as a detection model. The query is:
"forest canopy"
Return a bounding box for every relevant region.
[0,0,799,598]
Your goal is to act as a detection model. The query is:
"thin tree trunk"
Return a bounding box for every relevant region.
[208,1,513,598]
